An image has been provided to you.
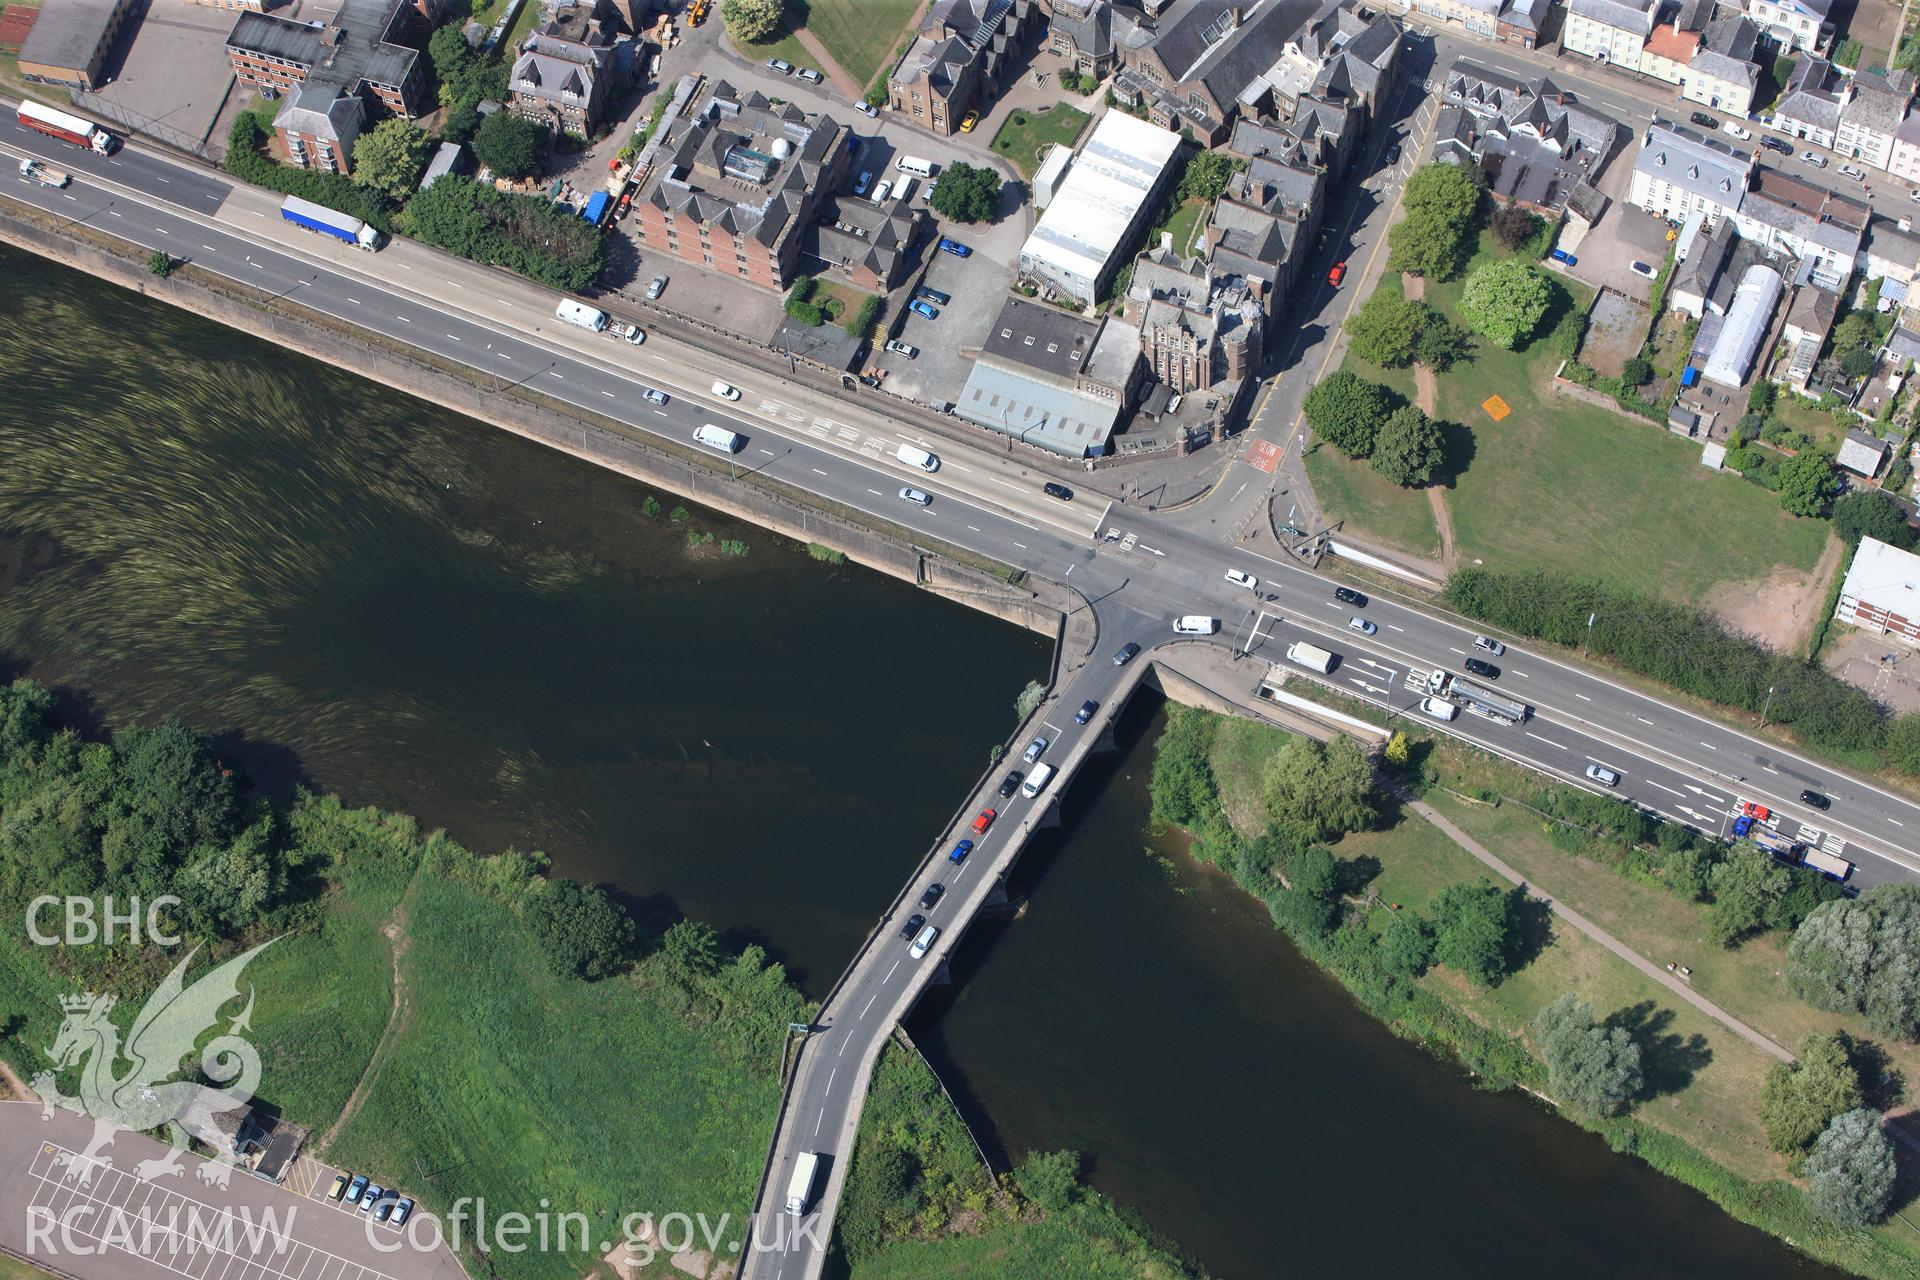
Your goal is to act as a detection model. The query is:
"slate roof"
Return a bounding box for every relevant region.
[1775,56,1842,132]
[274,84,364,149]
[1865,217,1920,269]
[1152,0,1244,82]
[1842,72,1914,136]
[1569,0,1657,36]
[1190,0,1322,110]
[808,195,920,282]
[1634,119,1751,206]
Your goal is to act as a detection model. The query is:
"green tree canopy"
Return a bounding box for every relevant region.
[1382,911,1435,977]
[1786,884,1920,1039]
[429,23,481,104]
[1344,291,1426,368]
[1489,202,1543,251]
[523,877,638,979]
[473,110,547,180]
[1371,404,1446,488]
[1830,490,1913,547]
[659,918,726,979]
[443,99,482,146]
[1457,258,1554,349]
[1761,1032,1863,1157]
[352,117,432,202]
[1387,164,1481,280]
[1303,369,1393,459]
[399,175,603,291]
[1258,735,1376,843]
[1803,1108,1897,1227]
[722,0,784,42]
[1413,311,1471,371]
[1531,994,1644,1117]
[1178,150,1240,201]
[928,162,1001,223]
[1429,881,1512,986]
[1776,446,1839,518]
[1404,162,1482,225]
[1706,845,1791,948]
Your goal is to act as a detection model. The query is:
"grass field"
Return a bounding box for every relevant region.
[988,103,1091,179]
[739,0,923,88]
[1304,445,1441,559]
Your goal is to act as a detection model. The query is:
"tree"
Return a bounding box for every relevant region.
[1371,404,1446,488]
[1179,150,1239,202]
[1887,712,1920,775]
[1489,202,1542,251]
[147,251,175,278]
[1382,911,1435,977]
[1403,162,1483,225]
[1531,994,1643,1116]
[1302,369,1393,459]
[429,24,482,105]
[443,99,482,147]
[1344,292,1425,368]
[1706,845,1791,948]
[524,878,638,979]
[473,110,546,180]
[1388,209,1471,280]
[928,162,1000,223]
[1786,884,1920,1039]
[1429,881,1511,986]
[1840,347,1876,380]
[723,0,784,42]
[1413,310,1471,371]
[1776,446,1839,518]
[1748,380,1777,413]
[1258,736,1376,843]
[1457,258,1554,349]
[659,918,726,979]
[1622,356,1653,387]
[1831,490,1913,547]
[1014,1149,1081,1212]
[352,117,432,202]
[1803,1108,1897,1227]
[1761,1032,1863,1157]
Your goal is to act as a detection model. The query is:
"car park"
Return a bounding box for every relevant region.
[768,59,794,74]
[938,237,972,257]
[1225,568,1258,589]
[1113,642,1140,666]
[1585,763,1620,787]
[328,1175,348,1200]
[854,170,872,195]
[347,1174,369,1202]
[1334,587,1366,606]
[899,913,926,941]
[1464,658,1499,679]
[899,487,931,506]
[1023,736,1049,763]
[1722,121,1751,139]
[1801,790,1830,809]
[997,772,1022,798]
[959,110,979,132]
[1420,697,1459,721]
[919,883,945,910]
[910,924,939,958]
[1473,635,1505,656]
[1327,261,1347,286]
[1689,111,1717,127]
[1075,699,1099,724]
[1348,616,1375,636]
[1629,260,1658,278]
[914,284,951,305]
[642,387,669,406]
[971,808,996,834]
[884,339,918,357]
[796,67,822,83]
[1761,136,1793,154]
[1801,150,1827,167]
[392,1199,415,1227]
[949,839,973,864]
[909,299,939,319]
[1043,482,1073,501]
[1549,248,1577,265]
[646,274,668,299]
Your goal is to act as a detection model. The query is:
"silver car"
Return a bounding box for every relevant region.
[899,487,931,506]
[1472,634,1505,657]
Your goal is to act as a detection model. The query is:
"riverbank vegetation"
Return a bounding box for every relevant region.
[1146,700,1920,1278]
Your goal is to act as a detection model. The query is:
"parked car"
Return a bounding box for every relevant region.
[1327,261,1347,286]
[915,284,951,305]
[1113,642,1140,666]
[1348,616,1376,636]
[1464,658,1500,679]
[899,913,926,941]
[327,1175,349,1200]
[939,237,972,257]
[909,299,939,319]
[392,1199,415,1227]
[1473,635,1506,656]
[971,808,996,834]
[997,772,1022,799]
[919,883,945,910]
[360,1184,384,1213]
[1801,789,1831,809]
[1585,763,1621,788]
[1075,699,1099,724]
[1840,163,1866,179]
[768,59,794,74]
[871,179,892,203]
[1383,141,1401,165]
[1224,568,1258,589]
[646,274,668,299]
[1042,481,1073,501]
[1801,150,1827,167]
[796,67,823,83]
[948,839,973,864]
[1549,248,1577,266]
[1023,736,1049,764]
[854,170,873,195]
[1760,135,1793,155]
[1334,587,1366,606]
[642,387,669,406]
[375,1197,397,1223]
[899,487,931,506]
[1629,260,1658,278]
[1722,120,1752,139]
[884,339,918,357]
[960,110,980,132]
[856,101,879,117]
[347,1174,369,1203]
[1689,110,1717,128]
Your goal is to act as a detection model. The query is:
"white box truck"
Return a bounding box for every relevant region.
[1285,642,1335,673]
[555,298,609,331]
[785,1151,820,1216]
[693,425,744,454]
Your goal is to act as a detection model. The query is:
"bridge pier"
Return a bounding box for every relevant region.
[978,875,1023,919]
[927,957,952,987]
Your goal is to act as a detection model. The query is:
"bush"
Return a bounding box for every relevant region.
[1803,1108,1897,1226]
[1786,885,1920,1039]
[523,878,638,979]
[1014,1149,1081,1211]
[1622,356,1653,387]
[1489,202,1543,251]
[845,296,882,341]
[1532,994,1643,1117]
[147,251,175,278]
[1429,881,1512,986]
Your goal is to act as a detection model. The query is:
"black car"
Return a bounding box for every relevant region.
[1689,110,1717,128]
[1383,141,1401,165]
[1333,586,1367,607]
[1800,789,1831,810]
[1075,699,1099,724]
[997,771,1023,798]
[1043,482,1074,501]
[1113,641,1141,667]
[915,284,952,306]
[1464,658,1500,679]
[918,883,945,910]
[1761,136,1794,155]
[899,913,926,941]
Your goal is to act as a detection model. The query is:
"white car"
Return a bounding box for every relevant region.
[898,487,931,506]
[1585,763,1621,788]
[884,340,917,357]
[1839,164,1866,180]
[909,924,939,959]
[1801,150,1827,168]
[1472,634,1506,657]
[1348,616,1376,636]
[711,380,740,400]
[1629,260,1658,279]
[1224,569,1258,590]
[857,101,879,117]
[1910,188,1920,203]
[1172,615,1220,635]
[1722,121,1751,140]
[871,179,892,203]
[1419,697,1460,722]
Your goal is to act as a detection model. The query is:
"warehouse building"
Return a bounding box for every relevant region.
[1835,536,1920,647]
[16,0,135,91]
[1018,111,1183,307]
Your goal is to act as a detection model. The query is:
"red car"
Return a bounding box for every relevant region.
[1740,801,1770,822]
[1328,261,1347,287]
[971,808,997,834]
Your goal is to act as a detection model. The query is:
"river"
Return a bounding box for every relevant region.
[0,246,1839,1277]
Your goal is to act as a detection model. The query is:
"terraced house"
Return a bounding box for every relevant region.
[1562,0,1763,114]
[888,0,1041,135]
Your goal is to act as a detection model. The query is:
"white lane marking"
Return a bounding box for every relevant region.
[1514,670,1529,677]
[447,334,461,341]
[1645,779,1685,797]
[547,371,565,379]
[1636,716,1653,724]
[1892,819,1906,827]
[155,175,169,183]
[814,1111,823,1137]
[1449,647,1466,654]
[859,991,878,1017]
[108,210,121,216]
[445,280,461,288]
[153,226,167,234]
[1387,624,1405,632]
[498,352,512,359]
[812,468,829,476]
[867,489,883,497]
[967,525,982,532]
[395,314,409,321]
[1013,541,1027,549]
[1524,731,1567,750]
[759,448,777,456]
[347,297,362,305]
[602,390,616,398]
[653,409,669,417]
[1699,741,1717,750]
[1575,693,1591,701]
[201,244,217,252]
[837,1033,850,1057]
[825,1067,837,1093]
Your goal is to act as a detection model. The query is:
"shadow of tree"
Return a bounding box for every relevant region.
[1335,854,1383,898]
[1606,999,1714,1097]
[1503,886,1554,975]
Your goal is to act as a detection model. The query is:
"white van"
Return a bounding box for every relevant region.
[1172,616,1220,635]
[1285,641,1336,673]
[711,380,740,400]
[895,154,935,178]
[896,444,940,472]
[555,298,608,331]
[1419,697,1460,722]
[1021,763,1056,799]
[693,424,744,454]
[785,1152,820,1216]
[894,176,916,203]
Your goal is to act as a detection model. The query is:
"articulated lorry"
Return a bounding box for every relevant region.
[18,158,68,188]
[17,101,116,154]
[279,195,382,250]
[1425,670,1529,725]
[1748,828,1854,882]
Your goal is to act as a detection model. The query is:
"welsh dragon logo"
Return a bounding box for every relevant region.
[31,941,274,1187]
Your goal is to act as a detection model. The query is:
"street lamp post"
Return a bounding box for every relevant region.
[1760,684,1776,728]
[1583,611,1597,657]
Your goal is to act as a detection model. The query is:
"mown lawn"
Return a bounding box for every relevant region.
[989,103,1091,179]
[1304,446,1441,559]
[739,0,923,87]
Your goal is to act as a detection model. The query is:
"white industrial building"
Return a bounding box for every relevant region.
[1701,263,1782,385]
[1835,536,1920,646]
[1018,111,1183,306]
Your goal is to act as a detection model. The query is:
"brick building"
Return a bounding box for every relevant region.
[16,0,135,91]
[888,0,1040,135]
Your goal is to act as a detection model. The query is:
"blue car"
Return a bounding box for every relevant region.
[360,1184,384,1213]
[938,237,972,257]
[345,1174,369,1203]
[1075,699,1099,725]
[392,1198,416,1227]
[949,839,974,864]
[1549,247,1577,266]
[909,299,939,319]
